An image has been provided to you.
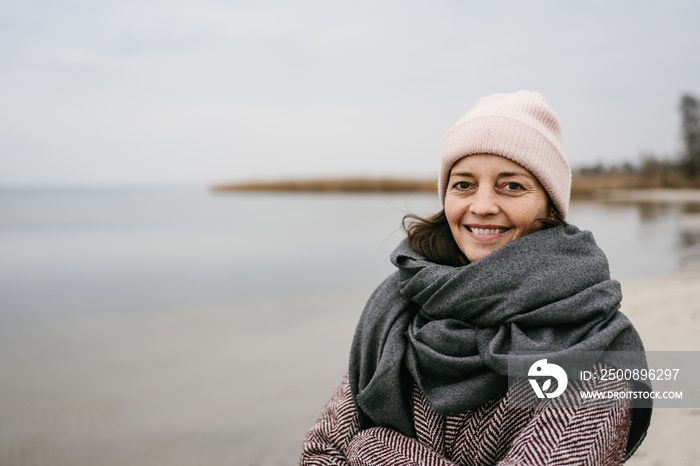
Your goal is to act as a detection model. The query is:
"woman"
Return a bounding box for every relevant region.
[300,91,651,465]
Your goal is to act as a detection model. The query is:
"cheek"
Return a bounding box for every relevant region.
[514,197,549,229]
[533,194,551,220]
[443,198,463,226]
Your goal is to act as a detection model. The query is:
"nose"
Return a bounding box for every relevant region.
[469,187,500,216]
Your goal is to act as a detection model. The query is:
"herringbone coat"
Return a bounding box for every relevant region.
[301,365,632,465]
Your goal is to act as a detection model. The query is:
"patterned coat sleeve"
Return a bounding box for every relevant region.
[299,374,361,465]
[299,375,458,466]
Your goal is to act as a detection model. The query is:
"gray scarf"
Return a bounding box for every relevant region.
[349,224,650,457]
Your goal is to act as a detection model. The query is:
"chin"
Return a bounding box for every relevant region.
[462,242,505,262]
[464,250,493,262]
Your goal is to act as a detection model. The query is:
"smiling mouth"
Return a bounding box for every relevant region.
[467,226,509,236]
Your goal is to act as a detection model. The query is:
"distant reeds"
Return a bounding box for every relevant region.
[212,173,700,198]
[571,172,700,198]
[211,178,437,193]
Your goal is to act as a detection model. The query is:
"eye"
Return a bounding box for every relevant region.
[452,181,472,190]
[504,182,524,191]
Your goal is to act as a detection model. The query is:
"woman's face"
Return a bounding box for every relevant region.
[444,154,550,262]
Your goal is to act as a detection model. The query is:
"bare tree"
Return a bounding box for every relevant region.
[680,93,700,177]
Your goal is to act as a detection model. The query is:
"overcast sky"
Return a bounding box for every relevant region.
[1,0,699,187]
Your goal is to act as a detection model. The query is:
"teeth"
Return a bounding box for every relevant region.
[471,228,506,235]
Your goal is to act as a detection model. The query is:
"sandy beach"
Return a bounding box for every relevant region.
[617,268,700,466]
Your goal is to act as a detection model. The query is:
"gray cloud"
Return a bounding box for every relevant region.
[1,0,699,186]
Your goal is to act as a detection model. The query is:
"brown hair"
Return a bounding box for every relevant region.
[402,203,567,267]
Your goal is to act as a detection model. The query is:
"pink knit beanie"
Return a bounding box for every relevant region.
[438,90,572,218]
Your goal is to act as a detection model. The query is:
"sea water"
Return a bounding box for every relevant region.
[0,188,698,465]
[1,188,697,314]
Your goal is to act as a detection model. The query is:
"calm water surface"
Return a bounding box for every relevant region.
[1,188,699,465]
[1,188,698,317]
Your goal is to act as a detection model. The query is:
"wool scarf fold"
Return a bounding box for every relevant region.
[349,224,650,458]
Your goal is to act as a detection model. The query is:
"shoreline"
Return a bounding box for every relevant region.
[594,188,700,204]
